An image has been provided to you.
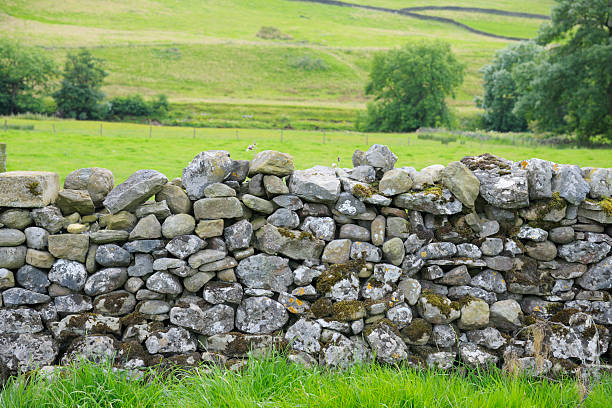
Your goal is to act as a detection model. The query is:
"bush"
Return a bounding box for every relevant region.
[358,40,464,132]
[109,94,169,119]
[289,55,329,71]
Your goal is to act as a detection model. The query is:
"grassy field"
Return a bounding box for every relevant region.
[2,117,609,183]
[1,355,611,408]
[0,0,555,127]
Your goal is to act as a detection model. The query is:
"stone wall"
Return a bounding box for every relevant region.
[0,145,611,375]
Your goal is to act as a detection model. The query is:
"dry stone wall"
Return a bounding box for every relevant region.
[0,145,611,376]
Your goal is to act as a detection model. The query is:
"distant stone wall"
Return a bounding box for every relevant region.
[0,145,611,375]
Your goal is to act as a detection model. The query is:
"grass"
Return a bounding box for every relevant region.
[1,354,610,408]
[0,0,556,124]
[2,117,610,184]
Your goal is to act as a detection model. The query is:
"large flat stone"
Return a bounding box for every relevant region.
[103,170,168,214]
[0,171,59,208]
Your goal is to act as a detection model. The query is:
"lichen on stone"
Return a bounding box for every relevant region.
[353,183,377,199]
[600,197,612,216]
[332,300,364,321]
[421,289,460,318]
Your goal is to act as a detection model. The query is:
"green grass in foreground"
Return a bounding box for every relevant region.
[2,118,611,183]
[1,355,610,408]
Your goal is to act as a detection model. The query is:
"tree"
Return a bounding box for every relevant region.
[477,41,543,132]
[54,50,107,119]
[0,38,56,115]
[359,40,464,132]
[514,0,612,142]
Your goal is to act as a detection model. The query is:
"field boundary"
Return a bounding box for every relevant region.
[401,6,549,20]
[290,0,537,41]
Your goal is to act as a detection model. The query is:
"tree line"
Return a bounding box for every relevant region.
[0,43,167,120]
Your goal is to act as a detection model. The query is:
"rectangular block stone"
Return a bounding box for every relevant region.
[0,171,59,208]
[48,234,89,263]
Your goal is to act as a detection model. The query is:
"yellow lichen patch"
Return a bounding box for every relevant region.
[600,197,612,216]
[520,160,528,169]
[287,306,297,314]
[353,183,377,198]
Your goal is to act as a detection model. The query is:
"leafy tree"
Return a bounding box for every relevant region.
[54,50,107,119]
[477,41,543,132]
[359,40,464,132]
[109,94,169,118]
[0,38,56,115]
[514,0,612,142]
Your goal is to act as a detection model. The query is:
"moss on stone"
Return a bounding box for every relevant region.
[457,295,478,308]
[600,197,612,216]
[421,289,460,318]
[332,300,365,321]
[365,318,400,337]
[353,183,377,198]
[26,181,41,196]
[120,312,147,326]
[401,318,432,342]
[278,227,315,241]
[544,303,564,315]
[533,192,567,221]
[310,298,333,318]
[550,308,580,325]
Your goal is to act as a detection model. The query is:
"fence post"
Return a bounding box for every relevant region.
[99,124,103,136]
[280,129,283,143]
[193,128,196,139]
[235,129,239,141]
[149,126,152,138]
[0,143,6,173]
[52,124,56,135]
[3,119,6,132]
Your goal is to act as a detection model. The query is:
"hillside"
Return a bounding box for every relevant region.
[0,0,555,128]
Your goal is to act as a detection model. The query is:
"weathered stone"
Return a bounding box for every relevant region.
[322,239,351,264]
[182,151,233,200]
[490,299,522,330]
[84,268,128,296]
[378,168,412,196]
[319,333,369,369]
[90,230,130,245]
[165,235,204,260]
[100,211,137,231]
[2,288,50,306]
[162,214,196,239]
[522,158,553,200]
[0,209,32,230]
[351,241,382,262]
[103,170,167,214]
[289,166,340,204]
[235,254,292,292]
[0,333,57,372]
[95,244,131,267]
[50,314,121,339]
[0,246,26,269]
[188,249,226,269]
[138,300,170,315]
[23,226,47,249]
[301,217,335,241]
[475,169,529,209]
[145,327,197,354]
[576,256,612,290]
[382,237,405,266]
[459,298,489,330]
[285,319,321,354]
[586,168,612,199]
[204,182,236,198]
[48,259,87,291]
[438,265,471,286]
[364,144,397,172]
[203,281,243,304]
[0,229,25,247]
[525,241,557,261]
[194,197,243,219]
[267,208,299,228]
[367,323,408,364]
[249,150,294,177]
[146,271,182,295]
[558,241,610,264]
[48,234,89,262]
[93,290,136,316]
[31,207,63,234]
[549,227,575,244]
[394,189,462,215]
[418,242,457,260]
[64,167,114,208]
[170,304,234,335]
[0,309,43,334]
[272,194,303,211]
[552,164,589,206]
[56,189,95,216]
[459,343,499,368]
[54,294,92,314]
[471,269,506,293]
[417,293,460,324]
[235,296,289,334]
[155,184,191,214]
[0,268,14,290]
[484,256,514,271]
[0,171,59,208]
[441,161,480,207]
[126,253,153,277]
[135,200,171,220]
[129,214,162,240]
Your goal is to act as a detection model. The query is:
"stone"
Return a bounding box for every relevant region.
[129,214,162,240]
[235,254,292,292]
[272,194,303,210]
[2,288,50,306]
[334,192,366,217]
[54,294,92,314]
[576,256,612,290]
[84,268,128,296]
[476,169,529,209]
[135,200,171,220]
[285,319,321,354]
[366,323,408,364]
[559,241,610,264]
[64,167,114,207]
[15,265,51,293]
[398,278,421,306]
[364,144,397,172]
[459,298,489,330]
[138,300,170,315]
[0,333,57,373]
[103,170,167,214]
[351,241,382,262]
[156,184,191,214]
[95,244,131,267]
[194,197,243,219]
[100,211,137,231]
[249,150,294,177]
[490,299,522,330]
[262,175,289,195]
[56,189,95,215]
[417,293,460,324]
[471,269,507,293]
[322,239,351,264]
[48,259,88,292]
[204,182,236,198]
[438,265,471,286]
[522,158,553,200]
[203,282,243,304]
[195,219,224,239]
[301,217,336,241]
[0,209,33,230]
[145,327,197,354]
[127,253,154,277]
[459,343,499,368]
[170,304,234,335]
[162,214,196,238]
[418,242,457,260]
[549,227,575,244]
[484,256,514,271]
[552,164,590,205]
[48,234,89,262]
[371,215,385,246]
[188,249,227,269]
[349,165,376,183]
[0,245,26,269]
[480,238,503,256]
[0,171,59,208]
[456,243,482,258]
[382,237,405,266]
[267,208,299,228]
[89,230,129,245]
[467,327,506,350]
[24,227,48,249]
[93,290,136,316]
[125,277,144,293]
[182,151,233,200]
[339,224,370,241]
[384,217,408,239]
[0,229,26,247]
[586,168,612,199]
[146,271,182,295]
[289,166,340,204]
[378,169,413,196]
[441,161,480,207]
[394,189,462,215]
[525,241,557,261]
[386,302,413,329]
[50,314,121,339]
[319,333,369,369]
[165,235,204,260]
[235,296,289,334]
[548,261,587,279]
[517,226,548,242]
[31,207,63,234]
[0,309,43,334]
